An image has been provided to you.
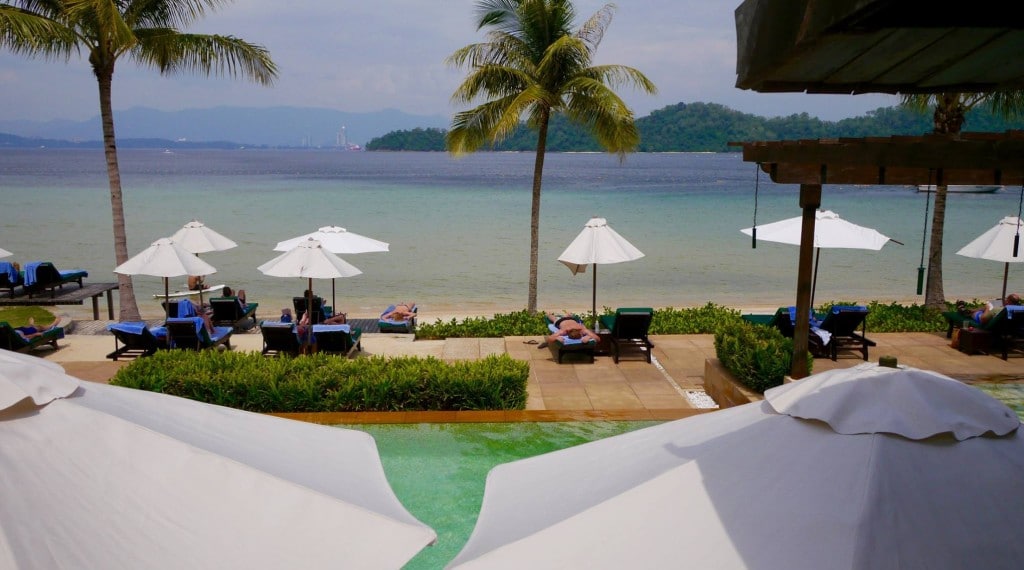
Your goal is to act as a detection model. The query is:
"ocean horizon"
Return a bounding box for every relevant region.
[1,148,1019,322]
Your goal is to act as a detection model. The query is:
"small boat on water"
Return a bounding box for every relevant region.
[152,283,225,299]
[916,185,1001,194]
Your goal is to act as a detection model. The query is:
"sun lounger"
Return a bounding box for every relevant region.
[379,304,417,333]
[978,306,1024,360]
[210,297,258,331]
[259,321,302,357]
[312,324,362,357]
[0,320,64,353]
[22,261,88,298]
[293,296,329,325]
[0,261,22,298]
[106,322,165,360]
[543,314,597,364]
[810,305,875,361]
[598,307,655,363]
[165,317,232,351]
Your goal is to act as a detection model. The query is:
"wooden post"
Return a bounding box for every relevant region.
[792,184,821,379]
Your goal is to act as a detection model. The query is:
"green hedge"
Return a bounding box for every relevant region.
[110,351,529,413]
[714,320,810,393]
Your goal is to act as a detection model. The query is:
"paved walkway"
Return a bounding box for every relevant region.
[33,322,1023,422]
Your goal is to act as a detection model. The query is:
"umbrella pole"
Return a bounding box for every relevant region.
[306,278,314,352]
[1003,262,1010,302]
[811,248,820,310]
[332,278,337,317]
[592,263,598,330]
[164,278,171,321]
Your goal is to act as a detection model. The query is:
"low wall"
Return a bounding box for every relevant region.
[703,358,763,408]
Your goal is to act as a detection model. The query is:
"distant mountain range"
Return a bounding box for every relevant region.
[0,106,449,148]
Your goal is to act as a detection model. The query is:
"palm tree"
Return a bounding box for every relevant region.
[902,92,1024,310]
[447,0,655,313]
[0,0,276,321]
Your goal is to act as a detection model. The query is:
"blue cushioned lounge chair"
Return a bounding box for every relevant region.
[0,320,64,353]
[312,324,362,357]
[106,322,165,360]
[379,304,417,334]
[22,261,88,298]
[166,317,232,351]
[542,314,597,364]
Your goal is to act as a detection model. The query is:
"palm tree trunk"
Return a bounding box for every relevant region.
[924,185,948,310]
[527,109,550,314]
[96,66,142,321]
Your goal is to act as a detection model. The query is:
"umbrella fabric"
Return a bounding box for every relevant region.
[956,216,1024,299]
[114,238,217,279]
[557,218,644,327]
[258,239,362,279]
[169,220,237,254]
[274,226,389,254]
[0,247,11,259]
[448,364,1024,569]
[0,350,435,569]
[740,209,894,250]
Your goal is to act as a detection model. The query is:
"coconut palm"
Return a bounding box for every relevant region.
[902,92,1024,310]
[0,0,276,320]
[447,0,655,313]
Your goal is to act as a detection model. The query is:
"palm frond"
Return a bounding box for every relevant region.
[450,63,531,104]
[575,2,613,51]
[0,4,77,57]
[133,31,276,85]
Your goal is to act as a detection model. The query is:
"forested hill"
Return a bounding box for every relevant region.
[365,102,1024,152]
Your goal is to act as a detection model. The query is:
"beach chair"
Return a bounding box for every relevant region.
[312,324,362,357]
[0,321,64,353]
[260,321,303,357]
[982,306,1024,360]
[22,261,88,298]
[599,307,655,363]
[105,322,165,360]
[812,305,876,361]
[378,304,417,334]
[543,314,597,364]
[0,261,22,298]
[293,296,327,325]
[165,317,232,351]
[210,297,259,331]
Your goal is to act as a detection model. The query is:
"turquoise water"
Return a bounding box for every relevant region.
[351,421,659,569]
[2,149,1021,318]
[974,382,1024,420]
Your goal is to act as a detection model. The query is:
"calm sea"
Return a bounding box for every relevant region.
[1,148,1019,320]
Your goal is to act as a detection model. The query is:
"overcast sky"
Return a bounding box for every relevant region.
[1,0,899,123]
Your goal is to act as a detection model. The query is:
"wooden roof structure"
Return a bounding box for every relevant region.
[732,0,1024,377]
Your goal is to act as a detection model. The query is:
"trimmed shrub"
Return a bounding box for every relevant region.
[110,350,529,412]
[714,320,810,393]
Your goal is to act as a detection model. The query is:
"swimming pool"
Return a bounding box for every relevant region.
[348,421,660,569]
[973,382,1024,420]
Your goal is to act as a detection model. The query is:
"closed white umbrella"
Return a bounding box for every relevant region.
[170,220,237,306]
[258,239,361,331]
[449,363,1024,569]
[115,237,217,319]
[275,226,388,309]
[956,216,1024,301]
[0,350,435,569]
[557,217,644,328]
[741,209,900,306]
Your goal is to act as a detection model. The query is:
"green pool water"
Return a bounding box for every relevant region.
[347,421,660,570]
[974,382,1024,420]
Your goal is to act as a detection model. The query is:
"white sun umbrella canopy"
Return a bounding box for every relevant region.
[956,216,1024,301]
[0,247,11,258]
[274,226,388,310]
[0,350,435,569]
[741,209,899,306]
[449,363,1024,569]
[258,239,362,326]
[114,237,217,319]
[169,220,237,305]
[557,217,644,328]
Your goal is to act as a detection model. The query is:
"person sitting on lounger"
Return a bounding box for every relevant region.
[382,302,416,321]
[540,312,600,347]
[15,317,60,339]
[221,286,249,310]
[957,293,1021,324]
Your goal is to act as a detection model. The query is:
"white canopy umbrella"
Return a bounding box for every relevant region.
[115,237,217,319]
[956,216,1024,301]
[0,350,435,569]
[258,239,362,330]
[741,209,900,306]
[0,247,11,258]
[170,220,237,306]
[449,363,1024,569]
[557,217,644,328]
[274,226,388,310]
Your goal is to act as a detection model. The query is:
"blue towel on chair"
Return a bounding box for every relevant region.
[108,322,149,335]
[23,261,43,286]
[168,316,205,334]
[831,305,868,314]
[1007,306,1024,320]
[177,299,198,318]
[788,306,823,328]
[0,262,17,283]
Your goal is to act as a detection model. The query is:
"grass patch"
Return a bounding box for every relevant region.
[0,306,57,327]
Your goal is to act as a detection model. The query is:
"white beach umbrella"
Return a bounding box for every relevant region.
[740,209,900,306]
[0,247,11,259]
[0,350,435,569]
[169,219,237,306]
[956,216,1024,301]
[449,363,1024,569]
[274,225,388,310]
[557,217,644,328]
[115,237,217,319]
[259,239,362,328]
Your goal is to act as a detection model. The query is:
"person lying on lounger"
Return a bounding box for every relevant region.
[382,303,416,321]
[15,317,60,339]
[539,312,600,347]
[956,293,1021,324]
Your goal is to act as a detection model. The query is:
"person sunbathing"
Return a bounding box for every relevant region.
[382,303,416,321]
[957,293,1021,324]
[539,312,600,347]
[15,317,60,339]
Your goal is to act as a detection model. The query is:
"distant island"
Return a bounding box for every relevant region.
[4,101,1023,152]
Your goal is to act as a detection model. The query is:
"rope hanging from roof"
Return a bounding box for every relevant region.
[917,169,933,295]
[751,162,760,249]
[1015,181,1023,258]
